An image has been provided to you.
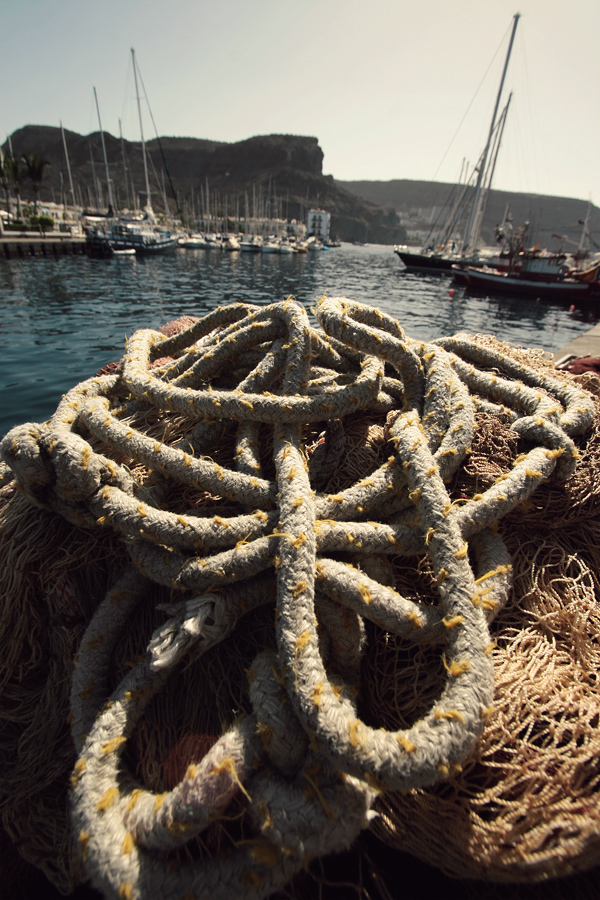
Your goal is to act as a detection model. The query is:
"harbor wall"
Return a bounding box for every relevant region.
[1,236,88,259]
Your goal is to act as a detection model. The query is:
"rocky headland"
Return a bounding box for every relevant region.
[3,126,405,244]
[4,126,598,248]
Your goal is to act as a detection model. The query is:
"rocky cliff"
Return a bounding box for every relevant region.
[2,126,407,244]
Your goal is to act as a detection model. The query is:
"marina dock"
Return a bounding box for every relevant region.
[555,322,600,364]
[1,234,87,259]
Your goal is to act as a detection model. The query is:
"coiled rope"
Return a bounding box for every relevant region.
[0,297,593,900]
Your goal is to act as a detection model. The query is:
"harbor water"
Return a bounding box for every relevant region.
[1,242,597,436]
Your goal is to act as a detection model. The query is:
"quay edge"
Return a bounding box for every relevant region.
[1,235,88,259]
[555,323,600,366]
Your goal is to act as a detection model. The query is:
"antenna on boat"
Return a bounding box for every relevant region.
[462,12,520,254]
[93,87,114,217]
[131,48,153,219]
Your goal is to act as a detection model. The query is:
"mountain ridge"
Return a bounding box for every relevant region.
[335,179,600,250]
[2,126,404,244]
[3,126,598,249]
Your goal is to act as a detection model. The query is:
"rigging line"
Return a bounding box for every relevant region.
[431,18,514,183]
[518,20,548,197]
[135,61,182,220]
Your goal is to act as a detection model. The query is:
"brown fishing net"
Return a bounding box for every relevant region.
[0,319,599,899]
[366,353,600,885]
[0,485,127,894]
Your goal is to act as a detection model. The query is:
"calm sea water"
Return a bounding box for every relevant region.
[1,242,596,436]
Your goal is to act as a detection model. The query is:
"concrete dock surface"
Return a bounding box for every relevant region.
[555,322,600,365]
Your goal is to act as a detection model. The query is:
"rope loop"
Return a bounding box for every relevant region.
[2,298,593,899]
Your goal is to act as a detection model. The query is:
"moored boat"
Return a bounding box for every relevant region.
[395,15,520,275]
[183,233,210,249]
[262,238,281,253]
[109,220,178,254]
[396,246,502,273]
[278,239,296,254]
[204,233,222,249]
[86,218,177,256]
[453,210,598,291]
[460,262,600,303]
[222,235,240,251]
[110,246,136,257]
[239,236,263,252]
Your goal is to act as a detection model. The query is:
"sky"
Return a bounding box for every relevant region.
[1,0,599,203]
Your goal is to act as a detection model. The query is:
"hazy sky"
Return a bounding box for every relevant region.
[2,0,599,203]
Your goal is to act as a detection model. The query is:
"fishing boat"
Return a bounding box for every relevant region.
[453,204,599,299]
[396,14,520,274]
[459,261,600,303]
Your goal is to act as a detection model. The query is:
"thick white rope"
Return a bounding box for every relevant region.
[1,296,593,900]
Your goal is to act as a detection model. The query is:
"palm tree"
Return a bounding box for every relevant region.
[4,154,23,220]
[21,152,50,214]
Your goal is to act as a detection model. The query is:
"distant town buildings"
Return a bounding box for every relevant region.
[307,208,331,241]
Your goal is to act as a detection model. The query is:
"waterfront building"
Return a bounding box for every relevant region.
[307,208,330,241]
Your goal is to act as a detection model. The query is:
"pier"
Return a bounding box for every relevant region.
[0,234,88,259]
[555,322,600,365]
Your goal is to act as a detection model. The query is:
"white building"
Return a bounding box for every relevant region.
[307,208,331,241]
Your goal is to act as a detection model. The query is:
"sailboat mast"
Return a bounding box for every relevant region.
[119,119,133,212]
[463,12,520,253]
[89,145,100,209]
[132,47,152,214]
[468,93,513,250]
[577,201,592,256]
[93,87,114,216]
[60,121,77,213]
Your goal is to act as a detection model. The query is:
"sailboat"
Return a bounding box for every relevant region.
[458,203,600,302]
[107,49,178,255]
[85,50,178,257]
[395,13,520,274]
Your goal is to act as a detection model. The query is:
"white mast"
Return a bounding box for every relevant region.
[93,87,114,215]
[462,12,520,254]
[60,122,77,213]
[119,118,133,212]
[467,93,513,251]
[132,48,152,217]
